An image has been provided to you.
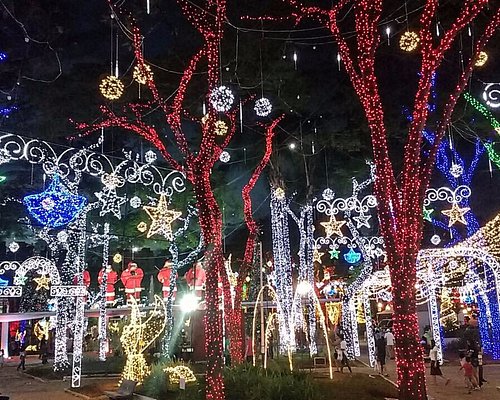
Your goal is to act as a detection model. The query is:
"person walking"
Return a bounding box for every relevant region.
[0,349,4,368]
[375,331,388,376]
[17,348,26,371]
[429,340,450,385]
[385,328,395,360]
[339,335,352,373]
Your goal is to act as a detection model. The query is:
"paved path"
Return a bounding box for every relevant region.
[355,354,500,399]
[0,357,81,400]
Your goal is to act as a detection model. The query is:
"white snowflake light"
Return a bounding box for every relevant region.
[431,234,441,245]
[209,85,234,112]
[8,241,19,253]
[130,196,142,209]
[450,163,463,178]
[254,98,272,117]
[145,150,157,164]
[219,151,230,163]
[322,188,335,201]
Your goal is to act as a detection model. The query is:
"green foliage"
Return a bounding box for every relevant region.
[224,363,321,400]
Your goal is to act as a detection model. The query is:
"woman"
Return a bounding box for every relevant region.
[375,332,387,376]
[429,340,450,385]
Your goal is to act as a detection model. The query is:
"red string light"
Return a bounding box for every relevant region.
[257,1,500,399]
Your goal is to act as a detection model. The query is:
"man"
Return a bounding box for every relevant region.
[17,348,26,371]
[385,328,395,360]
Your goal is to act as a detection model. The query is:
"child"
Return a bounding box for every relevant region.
[460,356,478,393]
[429,340,450,385]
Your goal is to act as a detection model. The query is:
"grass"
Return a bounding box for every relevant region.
[316,373,398,400]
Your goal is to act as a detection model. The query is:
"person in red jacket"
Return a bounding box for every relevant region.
[121,262,144,303]
[98,265,119,306]
[157,260,177,301]
[184,261,206,298]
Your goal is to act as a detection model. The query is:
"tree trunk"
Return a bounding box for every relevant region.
[389,249,427,400]
[192,167,225,400]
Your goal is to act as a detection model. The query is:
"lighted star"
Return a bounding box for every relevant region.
[313,249,324,264]
[33,274,51,291]
[343,248,361,264]
[353,214,371,229]
[95,187,127,219]
[143,194,182,240]
[422,207,434,222]
[320,216,345,238]
[329,249,340,259]
[442,203,470,227]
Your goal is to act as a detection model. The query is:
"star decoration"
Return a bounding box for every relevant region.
[143,194,182,240]
[353,214,371,229]
[95,187,127,219]
[329,249,340,259]
[422,207,434,222]
[33,274,51,291]
[442,203,470,227]
[320,216,345,238]
[313,249,324,264]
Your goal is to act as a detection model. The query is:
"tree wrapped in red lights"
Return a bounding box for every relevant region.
[271,1,500,399]
[75,1,282,399]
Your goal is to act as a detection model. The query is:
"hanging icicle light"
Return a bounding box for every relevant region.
[100,75,124,100]
[254,98,272,117]
[399,31,420,52]
[209,85,234,112]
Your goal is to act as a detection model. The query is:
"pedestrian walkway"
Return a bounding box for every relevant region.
[0,356,76,400]
[356,353,500,400]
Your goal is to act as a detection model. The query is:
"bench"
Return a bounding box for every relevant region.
[104,380,137,400]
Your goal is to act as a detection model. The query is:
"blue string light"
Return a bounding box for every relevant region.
[0,277,9,287]
[0,51,7,62]
[23,175,87,228]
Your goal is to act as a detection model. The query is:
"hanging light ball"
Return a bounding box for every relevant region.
[133,64,153,84]
[57,231,68,243]
[254,97,272,117]
[274,187,285,200]
[214,120,228,136]
[219,151,230,163]
[430,234,441,246]
[209,85,234,112]
[130,196,142,209]
[399,31,420,52]
[145,150,157,164]
[113,253,123,263]
[99,75,124,100]
[8,241,19,253]
[475,51,488,67]
[137,221,148,233]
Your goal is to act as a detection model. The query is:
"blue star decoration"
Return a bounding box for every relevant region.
[23,175,87,228]
[344,248,362,264]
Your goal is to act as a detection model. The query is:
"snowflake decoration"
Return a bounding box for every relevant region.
[254,98,272,117]
[449,163,463,178]
[219,151,230,163]
[209,85,234,112]
[101,173,124,190]
[475,51,488,67]
[0,148,11,165]
[99,75,124,101]
[145,150,157,164]
[322,188,335,201]
[130,196,142,209]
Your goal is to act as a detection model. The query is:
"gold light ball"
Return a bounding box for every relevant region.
[100,75,124,100]
[214,120,228,136]
[137,221,148,233]
[400,31,420,52]
[113,253,123,264]
[274,187,285,199]
[133,64,153,84]
[475,51,488,67]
